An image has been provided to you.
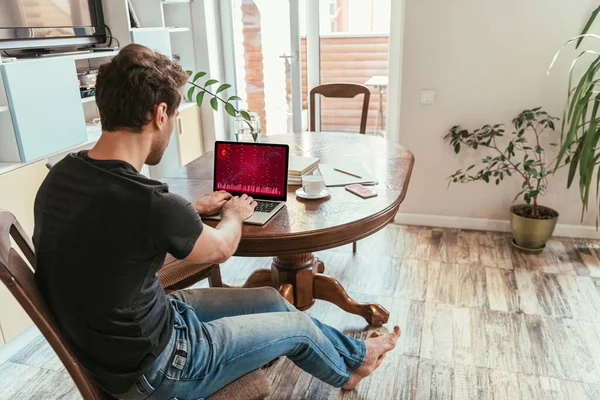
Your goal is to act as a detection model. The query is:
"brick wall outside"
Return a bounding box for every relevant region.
[241,0,267,132]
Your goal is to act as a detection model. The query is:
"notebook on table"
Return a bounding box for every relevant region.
[318,163,377,187]
[289,156,319,176]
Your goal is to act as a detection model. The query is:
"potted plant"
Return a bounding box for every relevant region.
[184,70,258,140]
[444,108,573,253]
[548,6,600,223]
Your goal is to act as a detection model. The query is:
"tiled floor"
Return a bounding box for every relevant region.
[2,224,600,399]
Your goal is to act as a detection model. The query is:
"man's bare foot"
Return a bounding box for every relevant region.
[342,326,401,390]
[368,332,387,370]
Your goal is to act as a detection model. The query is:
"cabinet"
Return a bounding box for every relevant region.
[177,106,204,165]
[0,160,48,344]
[2,58,88,162]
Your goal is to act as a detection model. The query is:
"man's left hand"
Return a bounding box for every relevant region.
[193,191,233,216]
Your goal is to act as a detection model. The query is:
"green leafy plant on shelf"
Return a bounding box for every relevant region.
[548,6,600,221]
[185,70,254,132]
[445,108,571,218]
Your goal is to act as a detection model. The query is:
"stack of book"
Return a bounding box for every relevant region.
[288,156,319,186]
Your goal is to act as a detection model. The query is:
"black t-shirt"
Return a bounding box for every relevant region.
[33,151,202,394]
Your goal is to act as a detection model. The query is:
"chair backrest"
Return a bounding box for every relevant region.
[0,210,111,399]
[309,83,371,134]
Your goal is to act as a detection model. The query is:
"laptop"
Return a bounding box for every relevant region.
[203,141,290,226]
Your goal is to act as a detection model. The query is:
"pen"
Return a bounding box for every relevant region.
[334,168,362,179]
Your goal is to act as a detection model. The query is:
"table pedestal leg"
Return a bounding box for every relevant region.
[241,252,389,326]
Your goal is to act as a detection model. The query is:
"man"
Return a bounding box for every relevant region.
[33,44,400,399]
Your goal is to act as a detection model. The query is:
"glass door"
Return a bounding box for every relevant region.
[223,0,304,136]
[222,0,391,137]
[312,0,391,137]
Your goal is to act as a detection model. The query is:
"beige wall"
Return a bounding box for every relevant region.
[399,0,599,226]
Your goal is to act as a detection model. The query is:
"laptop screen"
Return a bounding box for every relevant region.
[213,141,290,201]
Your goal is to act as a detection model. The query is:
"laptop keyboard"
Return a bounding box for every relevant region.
[255,200,279,213]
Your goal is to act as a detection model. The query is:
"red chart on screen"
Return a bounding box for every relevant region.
[215,143,287,197]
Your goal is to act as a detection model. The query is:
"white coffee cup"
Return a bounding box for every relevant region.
[302,175,325,196]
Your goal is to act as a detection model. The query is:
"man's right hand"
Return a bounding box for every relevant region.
[222,194,257,221]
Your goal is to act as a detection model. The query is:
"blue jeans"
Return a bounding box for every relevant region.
[116,287,366,399]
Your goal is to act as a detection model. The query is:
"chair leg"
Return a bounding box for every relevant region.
[208,264,223,287]
[352,241,357,254]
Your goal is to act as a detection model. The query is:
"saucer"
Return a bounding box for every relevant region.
[510,238,545,254]
[295,187,331,200]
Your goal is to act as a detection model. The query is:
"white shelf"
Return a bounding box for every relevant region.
[130,27,168,32]
[162,0,192,4]
[72,51,119,60]
[81,96,96,104]
[168,27,190,33]
[0,105,9,113]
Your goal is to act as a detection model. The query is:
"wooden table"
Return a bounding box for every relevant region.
[163,133,414,326]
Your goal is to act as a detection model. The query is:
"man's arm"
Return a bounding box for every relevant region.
[185,194,256,264]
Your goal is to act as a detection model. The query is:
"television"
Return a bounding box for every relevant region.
[0,0,107,51]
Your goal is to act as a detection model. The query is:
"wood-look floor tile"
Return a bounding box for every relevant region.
[492,232,513,270]
[454,264,487,308]
[552,318,600,384]
[429,229,448,263]
[574,241,600,277]
[537,376,565,400]
[525,315,566,379]
[424,262,456,304]
[518,373,543,400]
[514,269,543,315]
[453,363,490,400]
[0,361,45,399]
[337,254,400,296]
[488,369,520,400]
[445,229,477,264]
[420,303,453,363]
[485,267,509,312]
[469,308,489,368]
[415,358,454,400]
[584,383,600,399]
[485,310,518,372]
[477,232,497,268]
[575,276,600,317]
[394,259,428,301]
[452,307,474,366]
[559,379,592,400]
[511,313,537,376]
[385,298,424,357]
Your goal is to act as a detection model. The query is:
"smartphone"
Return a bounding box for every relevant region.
[345,184,377,199]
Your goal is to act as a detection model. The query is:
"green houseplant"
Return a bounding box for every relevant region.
[184,70,255,134]
[445,108,572,253]
[548,6,600,223]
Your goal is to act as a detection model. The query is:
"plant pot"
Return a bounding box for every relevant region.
[510,204,559,253]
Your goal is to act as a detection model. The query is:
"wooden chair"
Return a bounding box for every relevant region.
[309,82,371,134]
[0,210,271,400]
[310,83,371,253]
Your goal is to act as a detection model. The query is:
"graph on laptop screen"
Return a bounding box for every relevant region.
[215,143,287,198]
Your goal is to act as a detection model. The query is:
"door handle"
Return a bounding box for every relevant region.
[178,117,184,135]
[279,51,298,61]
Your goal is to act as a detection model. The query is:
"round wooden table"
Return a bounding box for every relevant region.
[163,133,414,326]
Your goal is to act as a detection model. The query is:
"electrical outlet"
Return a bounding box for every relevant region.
[420,90,435,105]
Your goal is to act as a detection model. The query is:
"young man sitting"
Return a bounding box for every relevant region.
[33,44,400,399]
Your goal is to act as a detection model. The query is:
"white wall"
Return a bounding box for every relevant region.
[399,0,600,227]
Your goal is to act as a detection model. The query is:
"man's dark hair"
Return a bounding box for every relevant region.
[95,44,188,132]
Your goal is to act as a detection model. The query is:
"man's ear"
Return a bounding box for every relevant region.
[153,103,169,129]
